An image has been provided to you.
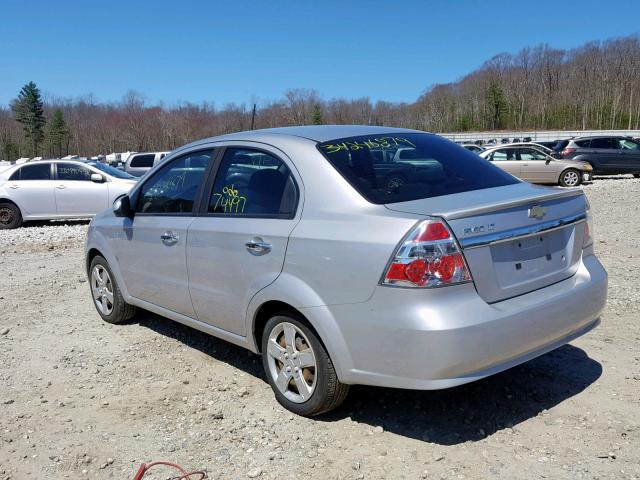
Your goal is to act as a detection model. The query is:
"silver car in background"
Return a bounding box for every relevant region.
[480,144,593,186]
[0,160,137,229]
[85,126,607,416]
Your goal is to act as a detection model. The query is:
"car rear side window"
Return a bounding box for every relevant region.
[130,154,155,168]
[208,148,297,217]
[589,138,615,149]
[317,134,518,204]
[11,163,52,181]
[574,139,591,147]
[491,149,517,161]
[137,151,212,214]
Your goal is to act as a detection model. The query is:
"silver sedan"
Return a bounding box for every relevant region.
[480,144,593,186]
[0,160,136,228]
[85,126,607,416]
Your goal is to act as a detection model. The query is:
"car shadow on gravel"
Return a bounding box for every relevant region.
[22,219,91,228]
[134,313,601,446]
[327,344,602,445]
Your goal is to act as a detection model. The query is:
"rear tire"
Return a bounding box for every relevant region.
[88,255,137,324]
[559,169,581,187]
[0,202,22,229]
[261,313,349,416]
[633,173,640,178]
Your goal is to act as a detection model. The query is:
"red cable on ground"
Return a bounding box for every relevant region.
[133,460,207,480]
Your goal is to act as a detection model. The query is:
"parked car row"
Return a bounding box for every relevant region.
[460,135,640,186]
[2,133,639,230]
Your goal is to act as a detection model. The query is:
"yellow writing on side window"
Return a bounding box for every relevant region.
[212,184,247,214]
[320,137,416,154]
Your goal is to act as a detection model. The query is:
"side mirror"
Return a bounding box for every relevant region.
[113,195,134,218]
[91,173,105,183]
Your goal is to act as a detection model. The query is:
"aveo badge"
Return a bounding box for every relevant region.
[463,223,495,236]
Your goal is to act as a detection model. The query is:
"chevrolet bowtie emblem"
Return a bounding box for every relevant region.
[528,205,547,220]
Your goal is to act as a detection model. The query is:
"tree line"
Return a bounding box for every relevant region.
[1,34,639,160]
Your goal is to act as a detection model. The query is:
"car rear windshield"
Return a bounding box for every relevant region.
[316,133,519,204]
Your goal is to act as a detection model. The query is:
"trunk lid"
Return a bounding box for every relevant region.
[385,183,588,303]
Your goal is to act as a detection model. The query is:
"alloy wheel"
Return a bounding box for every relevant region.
[91,265,114,315]
[266,321,317,403]
[563,170,580,186]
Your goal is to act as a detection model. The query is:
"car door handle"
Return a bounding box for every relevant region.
[8,184,19,189]
[160,231,179,246]
[245,238,272,255]
[56,185,66,189]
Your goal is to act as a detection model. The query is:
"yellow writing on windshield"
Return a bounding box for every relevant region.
[320,137,416,154]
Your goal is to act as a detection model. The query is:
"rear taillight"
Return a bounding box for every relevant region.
[561,148,576,158]
[382,219,472,288]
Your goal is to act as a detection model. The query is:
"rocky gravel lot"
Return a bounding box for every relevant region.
[0,177,639,480]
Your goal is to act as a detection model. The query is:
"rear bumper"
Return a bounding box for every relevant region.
[314,254,607,389]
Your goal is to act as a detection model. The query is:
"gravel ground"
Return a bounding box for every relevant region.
[0,177,639,480]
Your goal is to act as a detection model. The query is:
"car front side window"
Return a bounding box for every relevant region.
[57,163,92,181]
[208,148,297,217]
[136,151,212,214]
[519,148,547,161]
[618,139,640,150]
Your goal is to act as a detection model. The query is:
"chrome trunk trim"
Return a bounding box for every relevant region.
[460,212,587,249]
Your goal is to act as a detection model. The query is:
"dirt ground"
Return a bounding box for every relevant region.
[1,177,639,480]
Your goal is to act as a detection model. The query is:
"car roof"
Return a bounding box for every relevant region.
[571,135,631,141]
[11,159,87,166]
[178,125,427,149]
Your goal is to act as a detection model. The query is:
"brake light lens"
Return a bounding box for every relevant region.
[561,148,576,158]
[382,219,472,288]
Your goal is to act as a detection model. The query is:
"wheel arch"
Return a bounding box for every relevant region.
[0,197,22,212]
[86,247,104,272]
[252,300,306,354]
[245,274,354,381]
[559,166,582,185]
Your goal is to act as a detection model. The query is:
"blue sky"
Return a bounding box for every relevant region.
[1,0,638,107]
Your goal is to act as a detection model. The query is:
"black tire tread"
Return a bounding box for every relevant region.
[316,353,350,415]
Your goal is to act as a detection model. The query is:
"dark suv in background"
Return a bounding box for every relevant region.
[553,136,640,177]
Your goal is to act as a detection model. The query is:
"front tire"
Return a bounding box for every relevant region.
[261,314,349,416]
[559,169,581,187]
[88,255,137,324]
[0,202,22,229]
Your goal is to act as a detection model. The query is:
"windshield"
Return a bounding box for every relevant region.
[316,133,519,204]
[89,162,136,179]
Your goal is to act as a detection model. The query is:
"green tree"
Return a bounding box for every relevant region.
[0,135,20,163]
[312,103,324,125]
[46,109,70,158]
[485,82,509,129]
[11,82,46,156]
